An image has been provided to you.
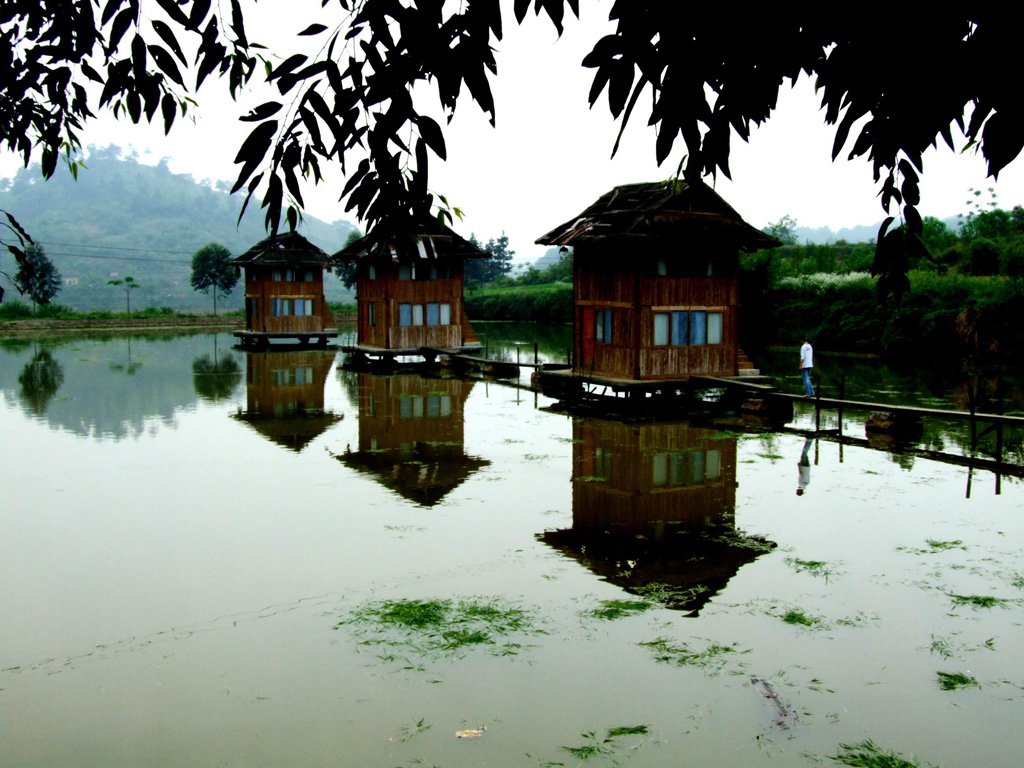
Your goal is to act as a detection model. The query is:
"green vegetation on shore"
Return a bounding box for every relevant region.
[0,301,234,322]
[465,283,572,323]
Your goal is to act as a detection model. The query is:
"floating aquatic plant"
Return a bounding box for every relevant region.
[936,671,980,691]
[583,599,653,621]
[948,593,1011,610]
[828,739,936,767]
[639,637,749,676]
[785,557,841,581]
[780,608,825,628]
[897,539,966,555]
[337,597,542,662]
[561,725,650,761]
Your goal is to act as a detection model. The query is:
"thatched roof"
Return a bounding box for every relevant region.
[231,231,331,267]
[332,219,488,263]
[536,180,780,252]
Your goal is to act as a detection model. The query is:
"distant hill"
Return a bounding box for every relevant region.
[794,217,961,245]
[0,145,358,311]
[531,247,567,271]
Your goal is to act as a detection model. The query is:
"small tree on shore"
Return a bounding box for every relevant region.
[15,243,61,312]
[190,243,238,315]
[107,276,139,315]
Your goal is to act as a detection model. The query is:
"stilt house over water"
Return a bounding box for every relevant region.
[232,232,337,348]
[333,221,489,352]
[537,180,779,381]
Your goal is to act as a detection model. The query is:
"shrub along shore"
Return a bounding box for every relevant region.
[463,272,1024,364]
[0,302,358,335]
[4,273,1022,364]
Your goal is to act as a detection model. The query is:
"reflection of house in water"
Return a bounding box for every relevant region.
[539,418,773,613]
[338,373,489,506]
[233,349,342,451]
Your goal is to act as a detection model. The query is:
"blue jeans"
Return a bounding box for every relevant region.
[802,367,814,396]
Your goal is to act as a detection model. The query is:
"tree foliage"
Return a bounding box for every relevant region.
[3,4,1023,299]
[337,228,364,289]
[763,216,799,246]
[107,275,139,314]
[190,242,238,313]
[13,243,62,309]
[466,232,514,284]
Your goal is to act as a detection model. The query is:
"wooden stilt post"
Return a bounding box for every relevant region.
[996,422,1003,496]
[814,382,821,432]
[968,385,977,455]
[996,379,1004,495]
[838,373,845,437]
[534,343,539,365]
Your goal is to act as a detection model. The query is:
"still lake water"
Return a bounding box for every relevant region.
[2,329,1024,767]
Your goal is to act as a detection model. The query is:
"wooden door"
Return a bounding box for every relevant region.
[580,307,595,369]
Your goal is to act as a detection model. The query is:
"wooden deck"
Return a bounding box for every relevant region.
[234,329,338,349]
[341,343,483,366]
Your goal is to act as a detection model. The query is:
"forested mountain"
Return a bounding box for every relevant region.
[0,146,357,311]
[793,218,960,245]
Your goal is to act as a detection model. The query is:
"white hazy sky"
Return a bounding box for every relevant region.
[5,2,1023,263]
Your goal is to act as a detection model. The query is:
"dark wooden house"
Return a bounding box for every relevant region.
[536,181,778,385]
[336,372,488,506]
[538,418,773,613]
[232,232,337,348]
[232,349,342,451]
[332,222,488,356]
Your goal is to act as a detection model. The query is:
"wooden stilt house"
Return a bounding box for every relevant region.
[537,418,773,613]
[332,222,488,355]
[232,232,338,348]
[536,181,779,384]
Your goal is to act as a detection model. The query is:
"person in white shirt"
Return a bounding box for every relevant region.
[798,336,814,397]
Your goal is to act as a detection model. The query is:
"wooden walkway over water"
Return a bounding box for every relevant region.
[338,343,1024,486]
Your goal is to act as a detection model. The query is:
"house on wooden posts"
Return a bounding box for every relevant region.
[536,181,779,392]
[232,232,338,348]
[232,349,342,451]
[332,222,488,361]
[334,372,489,506]
[537,418,774,613]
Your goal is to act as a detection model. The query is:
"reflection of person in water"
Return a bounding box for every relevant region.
[796,437,813,496]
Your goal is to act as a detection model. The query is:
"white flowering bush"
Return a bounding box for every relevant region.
[777,272,875,294]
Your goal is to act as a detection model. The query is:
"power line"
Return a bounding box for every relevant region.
[36,240,197,255]
[40,251,192,264]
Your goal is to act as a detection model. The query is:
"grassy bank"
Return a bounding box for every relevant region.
[465,283,572,323]
[748,271,1024,360]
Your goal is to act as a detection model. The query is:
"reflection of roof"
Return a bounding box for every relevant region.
[535,180,779,252]
[337,443,490,506]
[232,409,343,452]
[537,525,774,614]
[332,219,489,262]
[232,232,331,267]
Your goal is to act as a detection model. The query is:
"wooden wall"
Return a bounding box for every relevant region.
[573,244,740,380]
[243,267,330,334]
[356,258,467,349]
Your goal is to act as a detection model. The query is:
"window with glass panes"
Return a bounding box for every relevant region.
[595,309,613,343]
[653,310,723,346]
